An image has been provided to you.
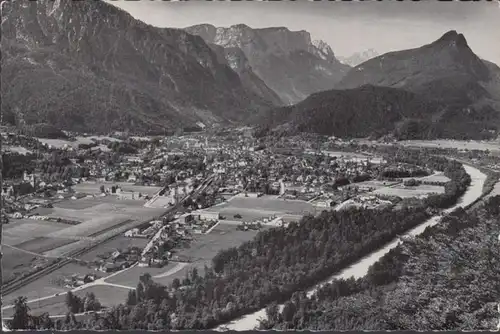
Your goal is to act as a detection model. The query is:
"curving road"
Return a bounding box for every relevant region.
[217,164,487,331]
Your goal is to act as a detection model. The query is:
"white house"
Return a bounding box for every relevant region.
[198,211,220,221]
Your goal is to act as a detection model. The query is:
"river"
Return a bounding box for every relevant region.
[217,164,487,331]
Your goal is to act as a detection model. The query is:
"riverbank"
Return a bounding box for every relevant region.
[218,164,487,331]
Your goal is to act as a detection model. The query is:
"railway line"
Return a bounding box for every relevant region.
[1,175,217,298]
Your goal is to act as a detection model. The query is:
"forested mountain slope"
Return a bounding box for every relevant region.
[1,0,275,134]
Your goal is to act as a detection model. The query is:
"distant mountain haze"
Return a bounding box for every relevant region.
[338,49,379,67]
[260,31,500,140]
[1,0,278,134]
[185,24,350,105]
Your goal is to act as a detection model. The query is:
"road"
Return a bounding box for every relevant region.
[2,174,217,318]
[1,262,138,312]
[217,164,487,331]
[2,174,216,298]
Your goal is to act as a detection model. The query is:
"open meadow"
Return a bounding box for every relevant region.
[2,247,49,286]
[3,285,130,318]
[104,263,180,288]
[36,136,121,149]
[2,262,103,306]
[207,195,315,221]
[106,222,265,289]
[33,196,165,240]
[2,218,72,247]
[370,184,445,198]
[398,139,500,152]
[73,182,161,196]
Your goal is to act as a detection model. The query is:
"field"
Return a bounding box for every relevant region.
[36,136,121,149]
[2,262,101,306]
[32,196,165,240]
[207,195,315,221]
[2,218,72,246]
[104,263,181,287]
[2,247,49,285]
[352,180,400,190]
[398,139,500,152]
[370,184,445,198]
[5,145,32,155]
[106,222,264,289]
[14,237,76,254]
[419,173,451,183]
[3,285,130,318]
[73,182,162,196]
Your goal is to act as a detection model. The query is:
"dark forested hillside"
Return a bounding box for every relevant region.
[333,31,500,139]
[1,0,276,134]
[256,85,446,139]
[258,31,500,140]
[263,196,500,331]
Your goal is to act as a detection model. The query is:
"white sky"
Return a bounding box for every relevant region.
[106,0,500,65]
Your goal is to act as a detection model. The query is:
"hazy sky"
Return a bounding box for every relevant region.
[107,0,500,65]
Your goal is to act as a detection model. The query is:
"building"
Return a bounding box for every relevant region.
[179,214,194,224]
[100,262,120,273]
[198,211,220,221]
[313,199,335,208]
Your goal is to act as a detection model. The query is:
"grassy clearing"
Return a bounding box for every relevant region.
[104,263,178,287]
[371,184,444,198]
[2,247,48,286]
[171,222,260,262]
[14,237,76,254]
[3,219,71,245]
[3,284,130,317]
[398,139,500,152]
[73,182,161,196]
[209,195,315,220]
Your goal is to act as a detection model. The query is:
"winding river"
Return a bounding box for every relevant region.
[217,164,487,331]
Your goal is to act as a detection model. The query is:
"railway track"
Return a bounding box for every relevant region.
[2,175,217,297]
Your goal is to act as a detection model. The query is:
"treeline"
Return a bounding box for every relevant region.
[262,196,500,330]
[382,149,471,209]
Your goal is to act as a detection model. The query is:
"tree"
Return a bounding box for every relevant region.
[126,290,137,306]
[172,278,181,290]
[83,292,101,312]
[66,291,81,314]
[11,296,31,329]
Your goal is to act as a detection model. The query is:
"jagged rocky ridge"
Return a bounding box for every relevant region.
[260,31,500,140]
[1,0,277,134]
[185,24,351,105]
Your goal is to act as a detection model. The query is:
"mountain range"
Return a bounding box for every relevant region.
[260,31,500,140]
[338,49,379,67]
[1,0,281,134]
[185,24,351,105]
[2,0,499,140]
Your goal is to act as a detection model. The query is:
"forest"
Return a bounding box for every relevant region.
[260,196,500,331]
[5,155,475,330]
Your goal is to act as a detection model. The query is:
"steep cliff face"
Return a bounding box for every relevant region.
[1,0,275,134]
[185,24,350,105]
[207,43,283,106]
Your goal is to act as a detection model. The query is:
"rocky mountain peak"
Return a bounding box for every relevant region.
[433,30,468,48]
